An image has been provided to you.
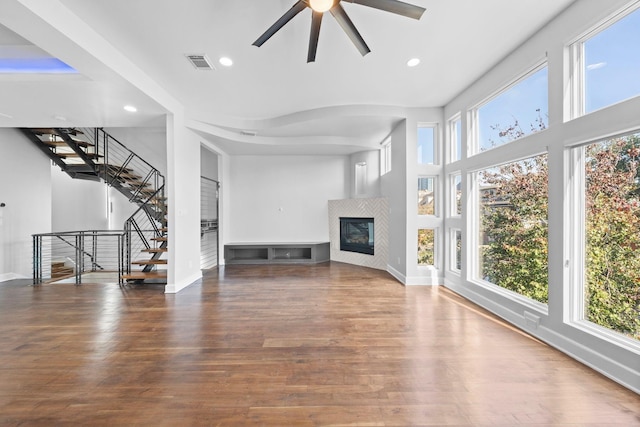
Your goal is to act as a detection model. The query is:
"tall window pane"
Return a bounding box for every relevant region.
[417,126,435,164]
[453,229,461,272]
[583,133,640,340]
[584,8,640,113]
[449,116,462,162]
[418,229,435,266]
[477,154,549,303]
[418,177,435,215]
[477,66,548,152]
[381,142,391,175]
[452,173,462,216]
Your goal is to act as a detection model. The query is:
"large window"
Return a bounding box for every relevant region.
[583,6,640,114]
[476,66,548,152]
[577,133,640,341]
[477,154,549,303]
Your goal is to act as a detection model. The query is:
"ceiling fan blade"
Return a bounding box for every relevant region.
[330,3,370,56]
[253,0,308,47]
[308,11,324,63]
[344,0,425,20]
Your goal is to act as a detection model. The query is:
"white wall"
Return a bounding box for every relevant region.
[51,165,108,231]
[0,128,52,281]
[381,121,408,279]
[166,115,202,293]
[350,150,380,198]
[105,127,167,177]
[227,155,349,242]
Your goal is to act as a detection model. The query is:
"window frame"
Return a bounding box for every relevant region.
[469,155,550,312]
[417,123,438,165]
[417,228,437,267]
[566,135,640,350]
[569,2,640,120]
[448,114,462,163]
[417,176,438,217]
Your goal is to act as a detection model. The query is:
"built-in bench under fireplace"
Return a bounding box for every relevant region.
[340,217,374,255]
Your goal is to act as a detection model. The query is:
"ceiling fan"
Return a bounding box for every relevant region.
[253,0,426,63]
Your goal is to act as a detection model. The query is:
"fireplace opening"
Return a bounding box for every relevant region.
[340,217,374,255]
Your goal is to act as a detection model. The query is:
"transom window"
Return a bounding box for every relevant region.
[582,6,640,114]
[476,65,548,153]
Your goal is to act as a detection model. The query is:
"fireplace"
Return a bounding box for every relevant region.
[340,217,374,255]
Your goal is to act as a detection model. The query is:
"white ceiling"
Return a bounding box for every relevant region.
[0,0,576,155]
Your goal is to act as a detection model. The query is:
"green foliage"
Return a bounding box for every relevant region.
[480,128,640,340]
[584,138,640,339]
[480,155,549,303]
[417,229,434,265]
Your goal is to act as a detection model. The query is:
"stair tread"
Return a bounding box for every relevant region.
[132,259,168,265]
[97,164,135,173]
[44,140,93,148]
[121,271,167,280]
[30,128,84,136]
[142,248,168,253]
[151,237,167,242]
[57,153,103,159]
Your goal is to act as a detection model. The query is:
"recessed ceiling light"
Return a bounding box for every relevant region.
[407,58,420,67]
[124,105,137,113]
[219,57,233,67]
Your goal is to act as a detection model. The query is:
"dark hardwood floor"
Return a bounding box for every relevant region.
[0,262,638,426]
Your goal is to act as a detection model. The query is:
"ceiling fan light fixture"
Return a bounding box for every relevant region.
[309,0,334,13]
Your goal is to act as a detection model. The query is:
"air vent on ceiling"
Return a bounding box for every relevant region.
[240,130,257,137]
[186,54,214,70]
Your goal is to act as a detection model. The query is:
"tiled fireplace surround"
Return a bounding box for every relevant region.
[328,198,389,270]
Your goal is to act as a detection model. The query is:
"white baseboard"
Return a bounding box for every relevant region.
[0,273,27,283]
[165,271,203,294]
[386,265,406,285]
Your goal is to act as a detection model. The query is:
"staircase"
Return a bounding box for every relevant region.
[51,261,74,280]
[22,127,167,284]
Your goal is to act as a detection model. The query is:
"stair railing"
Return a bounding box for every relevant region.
[33,230,125,285]
[78,127,165,208]
[79,127,166,281]
[123,185,166,277]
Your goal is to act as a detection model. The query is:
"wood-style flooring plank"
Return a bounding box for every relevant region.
[0,263,638,426]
